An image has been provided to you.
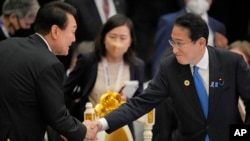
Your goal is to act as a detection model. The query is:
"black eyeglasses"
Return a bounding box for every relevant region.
[168,40,194,48]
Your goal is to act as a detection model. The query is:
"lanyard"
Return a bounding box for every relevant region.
[102,58,124,92]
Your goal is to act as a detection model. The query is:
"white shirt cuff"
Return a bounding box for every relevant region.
[98,118,109,131]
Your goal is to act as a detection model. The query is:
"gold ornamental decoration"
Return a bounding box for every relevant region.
[147,110,154,124]
[95,90,124,118]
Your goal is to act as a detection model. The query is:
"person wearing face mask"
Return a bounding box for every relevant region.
[0,0,40,41]
[63,14,145,140]
[152,0,228,77]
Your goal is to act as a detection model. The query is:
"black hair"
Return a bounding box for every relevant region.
[34,1,76,35]
[174,13,209,44]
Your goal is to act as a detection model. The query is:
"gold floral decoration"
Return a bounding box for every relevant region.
[95,90,124,118]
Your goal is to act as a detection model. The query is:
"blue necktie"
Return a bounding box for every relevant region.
[193,66,209,141]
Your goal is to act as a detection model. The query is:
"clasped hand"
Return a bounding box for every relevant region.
[83,120,102,141]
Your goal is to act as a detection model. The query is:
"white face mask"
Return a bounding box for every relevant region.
[186,0,210,15]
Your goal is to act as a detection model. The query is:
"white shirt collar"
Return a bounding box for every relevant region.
[0,25,11,38]
[35,33,52,52]
[191,47,209,70]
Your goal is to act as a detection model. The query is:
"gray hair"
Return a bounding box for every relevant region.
[2,0,40,19]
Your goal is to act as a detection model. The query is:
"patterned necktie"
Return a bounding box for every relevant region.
[193,66,209,141]
[103,0,109,20]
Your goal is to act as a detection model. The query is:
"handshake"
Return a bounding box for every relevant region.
[80,91,123,141]
[83,120,103,141]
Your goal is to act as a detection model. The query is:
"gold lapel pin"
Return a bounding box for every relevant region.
[184,80,190,86]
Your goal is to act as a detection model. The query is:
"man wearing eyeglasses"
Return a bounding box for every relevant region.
[90,13,250,141]
[152,1,229,139]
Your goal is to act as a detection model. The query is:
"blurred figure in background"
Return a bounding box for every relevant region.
[229,40,250,67]
[64,14,145,140]
[0,0,40,40]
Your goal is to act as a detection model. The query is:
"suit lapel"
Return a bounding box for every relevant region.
[177,64,205,119]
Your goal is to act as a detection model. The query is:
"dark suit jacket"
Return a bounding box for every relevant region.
[0,34,86,141]
[152,9,226,76]
[104,46,250,141]
[64,52,145,121]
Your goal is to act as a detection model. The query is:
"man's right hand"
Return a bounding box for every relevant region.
[83,120,99,141]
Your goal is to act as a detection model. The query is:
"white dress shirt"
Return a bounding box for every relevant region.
[190,47,209,95]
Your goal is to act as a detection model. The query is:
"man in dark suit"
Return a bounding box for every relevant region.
[0,1,97,141]
[91,13,250,141]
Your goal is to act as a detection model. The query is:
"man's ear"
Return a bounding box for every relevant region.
[51,25,59,39]
[198,37,207,46]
